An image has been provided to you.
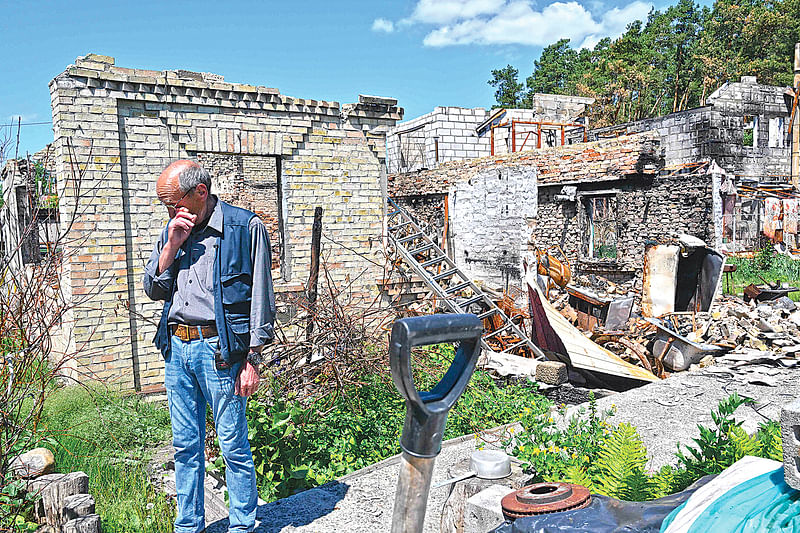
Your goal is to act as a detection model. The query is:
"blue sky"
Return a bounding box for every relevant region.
[1,0,671,157]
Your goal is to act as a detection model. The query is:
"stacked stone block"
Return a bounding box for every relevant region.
[49,53,402,392]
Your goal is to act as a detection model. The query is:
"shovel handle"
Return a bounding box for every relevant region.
[390,314,483,458]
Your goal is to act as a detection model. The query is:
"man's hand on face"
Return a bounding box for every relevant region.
[167,207,197,248]
[235,361,260,397]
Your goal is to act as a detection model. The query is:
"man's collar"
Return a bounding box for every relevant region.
[206,195,223,234]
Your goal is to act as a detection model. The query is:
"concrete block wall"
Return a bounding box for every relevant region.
[387,107,490,173]
[387,95,594,173]
[49,54,402,392]
[591,78,791,179]
[781,399,800,490]
[434,107,491,162]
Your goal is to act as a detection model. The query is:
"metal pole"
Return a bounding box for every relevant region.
[391,454,436,533]
[512,120,516,153]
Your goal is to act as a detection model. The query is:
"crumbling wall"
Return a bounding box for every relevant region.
[393,194,448,248]
[591,77,791,179]
[449,166,537,289]
[535,170,714,284]
[49,54,401,392]
[389,132,662,289]
[196,153,281,268]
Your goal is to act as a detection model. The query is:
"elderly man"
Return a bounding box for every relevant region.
[144,160,275,533]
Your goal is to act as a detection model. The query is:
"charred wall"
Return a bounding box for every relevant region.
[591,77,791,179]
[535,171,714,284]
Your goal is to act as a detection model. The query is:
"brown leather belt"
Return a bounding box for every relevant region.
[171,324,218,342]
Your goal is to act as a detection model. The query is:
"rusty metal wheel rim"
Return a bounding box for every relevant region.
[501,482,591,518]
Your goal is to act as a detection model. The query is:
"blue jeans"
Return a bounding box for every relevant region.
[165,333,257,533]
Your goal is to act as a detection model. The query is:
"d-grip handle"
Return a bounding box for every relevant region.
[390,314,483,458]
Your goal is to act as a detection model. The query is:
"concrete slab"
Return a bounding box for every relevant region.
[183,358,799,532]
[243,432,487,533]
[463,485,514,533]
[564,359,799,471]
[781,399,800,489]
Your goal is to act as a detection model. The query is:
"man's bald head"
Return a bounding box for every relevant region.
[156,160,205,200]
[156,160,214,220]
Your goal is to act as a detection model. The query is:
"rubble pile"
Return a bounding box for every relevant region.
[570,273,638,299]
[545,272,800,379]
[703,296,800,353]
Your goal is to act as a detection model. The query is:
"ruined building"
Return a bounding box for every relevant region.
[1,146,58,272]
[388,75,797,286]
[386,94,594,174]
[48,54,401,393]
[388,132,705,289]
[591,76,793,179]
[388,129,755,299]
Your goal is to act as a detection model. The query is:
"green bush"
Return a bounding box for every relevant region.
[508,392,612,482]
[726,249,800,301]
[518,393,784,502]
[247,344,550,502]
[671,392,782,491]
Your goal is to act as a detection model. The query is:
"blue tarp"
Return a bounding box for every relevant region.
[661,467,800,533]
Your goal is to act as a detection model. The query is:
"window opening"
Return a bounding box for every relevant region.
[768,117,785,148]
[585,195,618,259]
[743,115,758,147]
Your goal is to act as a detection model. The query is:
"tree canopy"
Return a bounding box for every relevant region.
[488,0,800,126]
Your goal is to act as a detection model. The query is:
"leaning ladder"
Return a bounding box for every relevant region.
[386,197,546,360]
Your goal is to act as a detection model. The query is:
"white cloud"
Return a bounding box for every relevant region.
[371,18,395,33]
[404,0,506,24]
[385,0,653,48]
[578,1,652,47]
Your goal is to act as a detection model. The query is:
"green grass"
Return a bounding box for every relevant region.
[725,249,800,302]
[36,386,174,533]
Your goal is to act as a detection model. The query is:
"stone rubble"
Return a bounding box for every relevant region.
[547,272,800,380]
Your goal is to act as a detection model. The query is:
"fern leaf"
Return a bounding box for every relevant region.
[563,464,597,493]
[596,423,649,500]
[622,469,653,502]
[729,425,758,461]
[756,421,783,462]
[650,466,676,499]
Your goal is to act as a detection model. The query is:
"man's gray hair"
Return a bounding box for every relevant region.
[178,164,212,193]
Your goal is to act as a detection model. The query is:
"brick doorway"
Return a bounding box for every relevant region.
[195,153,283,272]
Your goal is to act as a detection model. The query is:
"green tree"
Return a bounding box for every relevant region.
[487,0,799,126]
[526,39,580,95]
[488,65,524,108]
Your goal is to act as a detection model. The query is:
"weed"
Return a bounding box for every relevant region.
[35,386,174,532]
[726,249,800,301]
[247,344,549,501]
[522,393,784,501]
[508,392,612,481]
